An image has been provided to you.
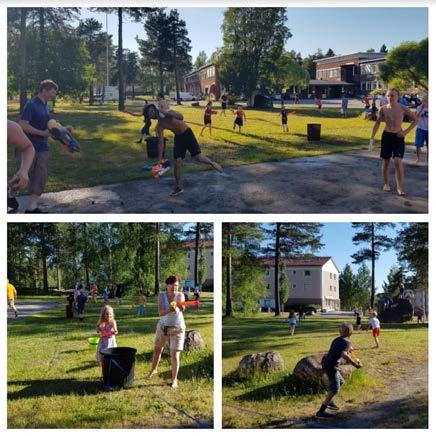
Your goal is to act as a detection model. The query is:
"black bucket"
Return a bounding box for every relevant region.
[101,347,137,389]
[307,123,321,141]
[146,137,167,159]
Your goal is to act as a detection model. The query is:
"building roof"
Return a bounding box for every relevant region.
[359,56,387,64]
[314,52,386,65]
[184,63,217,79]
[180,239,213,249]
[259,256,332,267]
[309,79,354,86]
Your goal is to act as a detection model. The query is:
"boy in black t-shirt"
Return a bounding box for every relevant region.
[316,323,362,419]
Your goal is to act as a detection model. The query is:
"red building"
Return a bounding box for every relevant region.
[311,52,387,97]
[183,63,221,101]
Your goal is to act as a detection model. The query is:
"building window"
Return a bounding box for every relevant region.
[304,283,312,291]
[266,269,269,276]
[330,285,333,291]
[330,273,332,279]
[334,274,337,280]
[292,284,297,289]
[267,283,270,289]
[304,270,311,276]
[293,270,297,275]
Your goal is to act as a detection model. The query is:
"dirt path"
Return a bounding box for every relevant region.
[14,147,427,214]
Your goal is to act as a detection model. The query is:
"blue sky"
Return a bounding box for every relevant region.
[78,7,427,60]
[261,223,405,293]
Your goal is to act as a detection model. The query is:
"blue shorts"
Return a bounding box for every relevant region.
[415,128,428,148]
[325,369,345,394]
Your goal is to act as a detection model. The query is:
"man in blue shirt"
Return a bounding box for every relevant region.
[12,80,70,213]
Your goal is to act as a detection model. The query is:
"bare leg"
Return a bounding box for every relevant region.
[200,126,206,136]
[147,345,164,379]
[394,157,405,195]
[170,350,181,388]
[209,124,212,136]
[382,159,391,191]
[415,147,420,164]
[174,157,183,188]
[374,336,380,348]
[29,194,40,210]
[194,153,223,172]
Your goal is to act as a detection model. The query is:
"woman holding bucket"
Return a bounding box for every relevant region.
[147,275,185,389]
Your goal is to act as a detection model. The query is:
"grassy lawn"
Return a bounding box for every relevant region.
[7,292,214,429]
[222,313,428,428]
[7,99,416,193]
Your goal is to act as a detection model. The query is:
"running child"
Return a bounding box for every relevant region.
[368,310,381,348]
[287,310,297,335]
[316,323,362,419]
[96,305,118,380]
[414,94,428,164]
[123,100,156,144]
[315,97,322,113]
[200,101,217,136]
[233,105,246,132]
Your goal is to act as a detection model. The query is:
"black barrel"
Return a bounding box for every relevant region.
[146,137,166,159]
[307,123,321,141]
[101,347,137,389]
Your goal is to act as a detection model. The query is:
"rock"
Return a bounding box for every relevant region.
[238,351,284,375]
[293,353,358,389]
[184,330,205,351]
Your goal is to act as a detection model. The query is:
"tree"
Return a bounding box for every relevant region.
[366,48,375,53]
[269,51,309,94]
[167,9,192,105]
[279,264,290,311]
[219,8,291,104]
[198,246,208,291]
[264,223,323,316]
[380,44,388,53]
[351,223,394,308]
[302,49,326,79]
[125,50,140,99]
[325,48,335,57]
[339,264,356,309]
[379,38,428,90]
[194,50,208,70]
[382,265,405,296]
[395,222,428,288]
[223,223,264,316]
[353,264,372,308]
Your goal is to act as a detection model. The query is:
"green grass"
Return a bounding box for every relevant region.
[7,100,416,192]
[7,293,214,428]
[222,313,428,428]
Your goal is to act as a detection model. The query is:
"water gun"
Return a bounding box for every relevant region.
[151,159,171,178]
[170,300,201,309]
[48,119,80,153]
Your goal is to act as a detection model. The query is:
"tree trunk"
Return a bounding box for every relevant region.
[40,227,49,293]
[225,224,233,317]
[154,222,160,295]
[194,223,200,288]
[38,8,46,80]
[117,8,125,111]
[274,223,281,316]
[132,84,135,100]
[89,83,94,106]
[173,41,181,105]
[19,8,28,114]
[159,58,164,95]
[371,223,375,308]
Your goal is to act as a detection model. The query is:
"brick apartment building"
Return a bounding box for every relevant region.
[311,52,387,98]
[183,63,221,100]
[259,257,340,311]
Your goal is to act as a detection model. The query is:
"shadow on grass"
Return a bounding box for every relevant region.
[159,353,213,381]
[65,361,98,373]
[8,378,103,400]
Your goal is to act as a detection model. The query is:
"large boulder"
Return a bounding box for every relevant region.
[238,351,284,375]
[184,330,205,351]
[293,353,359,389]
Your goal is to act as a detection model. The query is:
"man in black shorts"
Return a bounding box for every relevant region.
[147,105,223,196]
[370,88,418,196]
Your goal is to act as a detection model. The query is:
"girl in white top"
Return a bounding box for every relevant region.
[147,276,186,389]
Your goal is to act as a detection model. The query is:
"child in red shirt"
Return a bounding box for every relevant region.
[233,105,246,132]
[200,101,217,136]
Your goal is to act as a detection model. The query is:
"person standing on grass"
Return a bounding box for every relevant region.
[96,305,118,382]
[315,97,322,113]
[341,94,349,118]
[77,288,88,321]
[7,279,18,318]
[15,80,73,213]
[233,105,246,133]
[147,276,186,389]
[369,88,418,196]
[316,323,362,419]
[220,94,228,116]
[137,289,147,317]
[369,310,381,348]
[200,101,217,137]
[7,121,35,213]
[414,94,428,164]
[287,310,297,335]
